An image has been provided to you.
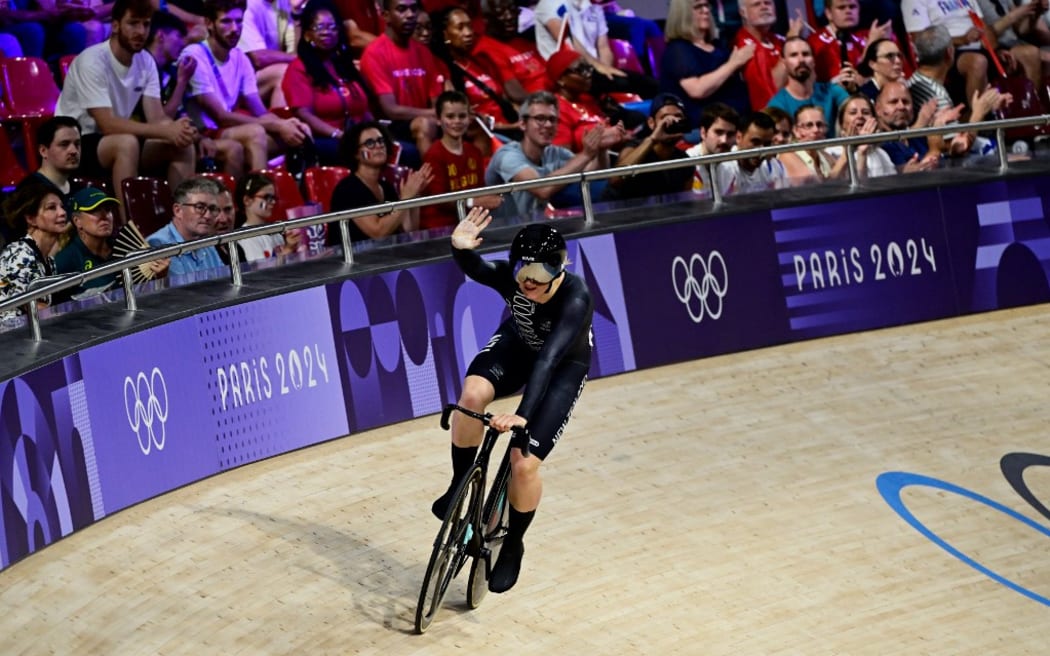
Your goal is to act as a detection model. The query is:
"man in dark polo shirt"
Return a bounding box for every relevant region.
[55,187,121,297]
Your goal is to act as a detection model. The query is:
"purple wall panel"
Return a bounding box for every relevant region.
[771,192,958,338]
[618,212,790,368]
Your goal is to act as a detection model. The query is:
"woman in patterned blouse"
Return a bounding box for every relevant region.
[0,183,69,322]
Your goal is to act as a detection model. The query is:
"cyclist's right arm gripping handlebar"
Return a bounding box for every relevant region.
[440,404,531,457]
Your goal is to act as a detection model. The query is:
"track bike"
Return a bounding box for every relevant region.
[414,404,529,634]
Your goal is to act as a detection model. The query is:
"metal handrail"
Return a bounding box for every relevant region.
[2,112,1048,338]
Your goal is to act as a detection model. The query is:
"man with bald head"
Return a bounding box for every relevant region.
[874,81,941,173]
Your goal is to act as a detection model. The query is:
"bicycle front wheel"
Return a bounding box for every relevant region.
[466,452,512,610]
[415,465,483,634]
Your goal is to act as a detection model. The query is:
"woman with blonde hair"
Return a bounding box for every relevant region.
[659,0,753,129]
[827,94,896,178]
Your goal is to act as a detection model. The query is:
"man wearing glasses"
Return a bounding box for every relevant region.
[147,176,227,277]
[484,91,611,220]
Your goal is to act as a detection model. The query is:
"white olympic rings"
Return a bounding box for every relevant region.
[123,367,169,455]
[671,251,729,323]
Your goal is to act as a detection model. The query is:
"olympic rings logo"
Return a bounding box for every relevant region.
[123,367,169,455]
[671,251,728,323]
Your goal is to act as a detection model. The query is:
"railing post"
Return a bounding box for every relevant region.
[708,163,723,206]
[456,199,467,222]
[228,244,243,287]
[340,220,354,265]
[122,268,138,312]
[997,128,1009,173]
[26,300,42,342]
[580,173,595,226]
[845,144,859,189]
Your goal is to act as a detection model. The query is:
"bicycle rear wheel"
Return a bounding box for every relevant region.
[466,452,512,609]
[415,465,483,634]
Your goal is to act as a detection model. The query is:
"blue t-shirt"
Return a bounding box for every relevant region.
[485,141,574,220]
[659,38,749,128]
[766,82,850,136]
[880,137,930,167]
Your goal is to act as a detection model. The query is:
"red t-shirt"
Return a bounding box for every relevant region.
[735,28,786,111]
[474,35,550,93]
[420,139,486,230]
[281,58,372,130]
[360,34,447,109]
[554,94,605,152]
[455,56,511,123]
[808,26,868,82]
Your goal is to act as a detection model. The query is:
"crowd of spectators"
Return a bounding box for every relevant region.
[2,0,1049,321]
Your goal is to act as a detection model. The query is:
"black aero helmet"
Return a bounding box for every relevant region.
[510,223,567,284]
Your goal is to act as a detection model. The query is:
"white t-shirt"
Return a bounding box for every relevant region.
[182,41,259,130]
[239,233,285,261]
[55,40,160,135]
[824,145,897,178]
[718,157,789,195]
[902,0,984,50]
[687,144,789,196]
[534,0,608,60]
[238,0,296,54]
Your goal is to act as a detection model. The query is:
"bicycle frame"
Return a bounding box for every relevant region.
[415,405,530,632]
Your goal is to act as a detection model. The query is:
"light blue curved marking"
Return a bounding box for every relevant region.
[877,471,1050,607]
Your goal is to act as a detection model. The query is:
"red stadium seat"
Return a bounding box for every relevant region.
[58,55,76,85]
[199,170,238,196]
[0,127,26,189]
[0,57,61,166]
[254,167,304,221]
[121,176,173,236]
[303,165,350,213]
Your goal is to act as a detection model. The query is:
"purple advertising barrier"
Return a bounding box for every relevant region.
[326,233,635,433]
[937,176,1050,313]
[196,288,348,468]
[771,191,958,339]
[79,319,218,514]
[0,356,100,569]
[617,212,790,369]
[79,287,347,514]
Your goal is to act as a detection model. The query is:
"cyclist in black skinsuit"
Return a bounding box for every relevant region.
[432,207,593,594]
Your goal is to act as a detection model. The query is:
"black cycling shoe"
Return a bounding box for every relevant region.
[431,489,454,520]
[488,540,524,593]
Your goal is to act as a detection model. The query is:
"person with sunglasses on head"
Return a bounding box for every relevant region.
[147,176,227,277]
[433,208,593,595]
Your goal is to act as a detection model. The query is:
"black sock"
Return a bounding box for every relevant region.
[449,444,478,490]
[506,505,534,545]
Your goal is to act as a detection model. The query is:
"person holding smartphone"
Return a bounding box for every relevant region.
[603,92,694,201]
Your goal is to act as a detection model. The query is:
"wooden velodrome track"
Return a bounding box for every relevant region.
[2,304,1049,654]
